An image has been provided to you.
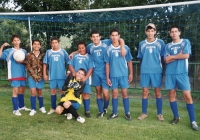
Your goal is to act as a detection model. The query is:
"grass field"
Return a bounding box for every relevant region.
[0,88,199,140]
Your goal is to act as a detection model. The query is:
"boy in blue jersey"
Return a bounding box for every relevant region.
[0,35,31,116]
[105,28,133,120]
[26,39,46,116]
[137,23,165,121]
[43,37,69,115]
[164,25,198,131]
[68,41,94,118]
[69,29,126,118]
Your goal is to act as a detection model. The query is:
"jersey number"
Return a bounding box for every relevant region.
[54,57,58,61]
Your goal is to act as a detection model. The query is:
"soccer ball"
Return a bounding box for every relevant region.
[13,50,25,62]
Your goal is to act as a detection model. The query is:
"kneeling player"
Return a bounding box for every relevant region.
[55,68,86,123]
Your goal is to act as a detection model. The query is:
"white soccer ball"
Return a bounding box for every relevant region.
[13,50,25,62]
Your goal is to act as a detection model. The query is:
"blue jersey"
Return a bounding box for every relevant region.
[87,39,112,75]
[104,45,133,78]
[164,39,191,75]
[137,38,165,73]
[0,48,27,80]
[43,49,69,80]
[68,53,94,84]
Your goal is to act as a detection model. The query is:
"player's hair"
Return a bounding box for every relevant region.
[32,39,41,45]
[78,68,86,76]
[110,28,120,35]
[169,25,181,32]
[77,40,87,48]
[50,37,60,43]
[145,26,155,31]
[90,29,101,37]
[11,34,20,42]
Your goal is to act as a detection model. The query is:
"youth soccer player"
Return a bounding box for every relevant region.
[56,68,86,123]
[26,39,46,116]
[68,41,94,118]
[0,35,30,116]
[105,28,133,120]
[43,37,69,115]
[164,25,198,131]
[69,29,126,118]
[137,23,165,121]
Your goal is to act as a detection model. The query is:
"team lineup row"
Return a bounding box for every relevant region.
[0,23,198,131]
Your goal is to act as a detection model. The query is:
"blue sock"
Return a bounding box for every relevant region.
[112,98,118,114]
[103,99,109,110]
[97,98,103,112]
[30,96,36,110]
[170,101,179,118]
[12,97,18,110]
[156,98,163,115]
[38,96,44,108]
[83,99,90,112]
[186,104,196,122]
[51,95,57,109]
[18,94,24,108]
[123,98,130,114]
[142,98,148,114]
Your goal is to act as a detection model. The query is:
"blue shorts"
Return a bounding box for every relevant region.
[165,73,190,90]
[140,73,162,88]
[10,80,26,87]
[49,79,65,90]
[92,73,109,90]
[72,102,80,110]
[83,84,91,94]
[28,76,45,89]
[110,76,129,89]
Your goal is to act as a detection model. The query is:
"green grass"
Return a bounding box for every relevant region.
[0,88,199,140]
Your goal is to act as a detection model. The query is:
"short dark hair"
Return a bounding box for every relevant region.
[90,29,101,37]
[169,25,181,32]
[78,68,86,76]
[50,37,59,43]
[110,28,120,35]
[32,39,41,45]
[77,40,87,48]
[11,34,20,42]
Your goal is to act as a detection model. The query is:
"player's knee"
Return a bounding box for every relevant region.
[55,107,63,114]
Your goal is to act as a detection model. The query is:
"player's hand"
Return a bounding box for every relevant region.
[1,42,10,48]
[120,47,126,57]
[107,79,112,87]
[16,61,24,64]
[82,77,87,82]
[68,53,74,59]
[43,74,49,81]
[128,74,133,83]
[165,55,173,64]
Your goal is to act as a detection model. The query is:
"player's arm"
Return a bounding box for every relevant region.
[68,65,76,77]
[74,81,86,98]
[106,63,112,86]
[119,38,126,57]
[0,43,9,57]
[82,68,93,82]
[43,64,48,81]
[128,60,133,83]
[68,50,79,59]
[165,52,189,64]
[62,73,73,92]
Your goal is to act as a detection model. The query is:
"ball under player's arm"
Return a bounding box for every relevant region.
[106,62,112,86]
[0,43,9,57]
[128,60,133,83]
[119,38,126,57]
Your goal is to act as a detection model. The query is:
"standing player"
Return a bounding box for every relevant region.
[164,25,198,131]
[69,29,126,118]
[105,28,133,120]
[68,41,94,118]
[43,37,69,115]
[26,39,46,116]
[137,23,165,121]
[0,35,30,116]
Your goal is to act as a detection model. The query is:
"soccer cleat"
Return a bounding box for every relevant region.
[85,111,91,118]
[97,112,104,118]
[107,113,118,120]
[13,110,22,116]
[47,108,55,115]
[191,121,199,131]
[171,118,180,124]
[19,106,31,111]
[29,109,36,116]
[39,107,46,113]
[125,113,132,121]
[157,114,164,121]
[137,113,148,120]
[104,109,108,114]
[77,116,85,123]
[66,113,73,120]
